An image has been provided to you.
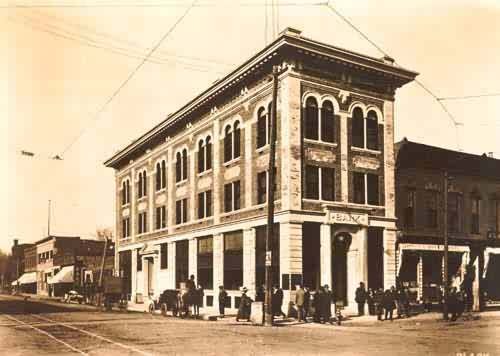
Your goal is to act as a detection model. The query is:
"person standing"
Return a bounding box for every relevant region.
[355,282,367,316]
[194,284,204,317]
[383,289,395,321]
[295,285,305,322]
[323,285,333,324]
[186,275,196,291]
[313,287,322,323]
[374,288,384,321]
[272,285,286,318]
[218,285,227,318]
[367,288,375,315]
[303,287,311,322]
[236,287,252,322]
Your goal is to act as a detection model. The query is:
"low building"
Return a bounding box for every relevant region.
[395,139,500,310]
[10,239,37,293]
[33,235,114,297]
[105,28,417,314]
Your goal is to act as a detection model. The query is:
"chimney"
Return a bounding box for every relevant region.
[279,27,302,37]
[13,238,18,247]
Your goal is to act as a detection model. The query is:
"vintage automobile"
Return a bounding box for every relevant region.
[64,290,84,304]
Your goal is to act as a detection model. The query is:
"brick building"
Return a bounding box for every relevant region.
[105,28,417,313]
[395,139,500,310]
[10,239,37,293]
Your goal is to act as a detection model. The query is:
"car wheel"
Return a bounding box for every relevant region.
[161,303,168,316]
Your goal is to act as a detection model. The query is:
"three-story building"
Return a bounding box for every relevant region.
[105,28,417,313]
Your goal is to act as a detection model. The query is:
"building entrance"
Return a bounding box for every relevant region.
[332,233,351,305]
[302,223,320,290]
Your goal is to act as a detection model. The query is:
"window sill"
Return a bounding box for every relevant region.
[197,169,213,178]
[194,216,213,223]
[155,188,167,195]
[223,157,241,167]
[351,146,381,155]
[154,227,168,233]
[119,237,132,242]
[175,179,188,187]
[303,198,336,204]
[136,232,149,238]
[121,203,131,208]
[304,139,338,148]
[220,209,242,218]
[256,145,269,154]
[320,201,384,211]
[137,196,147,202]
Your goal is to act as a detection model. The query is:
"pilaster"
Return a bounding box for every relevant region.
[166,147,174,230]
[243,228,256,297]
[131,167,136,240]
[213,233,224,290]
[188,238,197,282]
[383,100,396,218]
[320,224,332,287]
[148,168,154,232]
[167,241,176,289]
[131,248,137,300]
[189,149,196,223]
[213,119,221,224]
[383,228,397,290]
[339,112,349,202]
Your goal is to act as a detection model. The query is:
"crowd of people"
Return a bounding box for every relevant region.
[185,275,468,323]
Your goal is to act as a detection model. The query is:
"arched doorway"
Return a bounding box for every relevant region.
[332,232,351,305]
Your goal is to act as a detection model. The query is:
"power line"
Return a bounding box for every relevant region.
[9,12,230,72]
[58,0,198,157]
[323,1,463,149]
[437,93,500,101]
[3,1,328,9]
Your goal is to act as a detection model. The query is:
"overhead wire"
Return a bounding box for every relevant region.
[437,93,500,101]
[58,0,199,157]
[323,1,464,150]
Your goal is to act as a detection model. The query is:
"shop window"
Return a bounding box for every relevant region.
[223,231,243,290]
[175,240,189,289]
[197,236,213,289]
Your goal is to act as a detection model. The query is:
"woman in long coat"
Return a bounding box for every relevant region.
[236,288,253,322]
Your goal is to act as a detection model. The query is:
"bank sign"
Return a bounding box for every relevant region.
[327,211,369,226]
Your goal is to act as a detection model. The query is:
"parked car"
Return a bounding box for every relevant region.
[64,290,84,304]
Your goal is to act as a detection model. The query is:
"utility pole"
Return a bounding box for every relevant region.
[47,200,51,236]
[264,65,279,326]
[443,171,449,320]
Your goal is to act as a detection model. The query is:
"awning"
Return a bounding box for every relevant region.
[49,265,74,284]
[11,272,37,285]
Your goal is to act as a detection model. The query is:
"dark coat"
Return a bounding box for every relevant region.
[355,287,367,304]
[272,288,284,314]
[322,290,333,318]
[382,291,396,310]
[218,290,228,304]
[237,294,253,320]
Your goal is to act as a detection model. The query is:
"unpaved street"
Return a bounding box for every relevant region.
[0,295,498,356]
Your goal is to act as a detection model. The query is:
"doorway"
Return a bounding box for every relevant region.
[367,227,384,291]
[145,257,154,297]
[332,232,351,305]
[176,240,189,289]
[302,223,320,290]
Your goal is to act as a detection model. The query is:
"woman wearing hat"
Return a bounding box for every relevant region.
[236,287,253,322]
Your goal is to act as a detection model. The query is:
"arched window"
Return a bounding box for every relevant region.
[366,110,378,150]
[122,181,127,205]
[138,172,143,197]
[161,160,166,189]
[198,139,205,174]
[182,149,188,180]
[155,162,162,191]
[256,107,267,149]
[206,136,212,170]
[352,107,364,148]
[305,97,319,140]
[138,171,147,198]
[176,152,182,182]
[224,125,232,163]
[234,121,241,158]
[321,100,335,143]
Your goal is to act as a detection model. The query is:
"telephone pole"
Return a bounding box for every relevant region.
[443,171,449,320]
[264,65,279,326]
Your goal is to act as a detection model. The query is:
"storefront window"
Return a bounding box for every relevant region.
[223,231,243,290]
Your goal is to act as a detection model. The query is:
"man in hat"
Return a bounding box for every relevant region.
[218,285,227,318]
[323,285,333,324]
[236,287,253,322]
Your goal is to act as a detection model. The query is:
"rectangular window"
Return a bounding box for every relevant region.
[176,199,188,224]
[197,236,213,289]
[122,218,130,238]
[405,189,416,228]
[138,212,147,234]
[471,197,480,234]
[224,181,241,212]
[305,165,319,200]
[448,193,463,233]
[160,243,168,269]
[367,173,379,205]
[353,172,365,204]
[321,167,335,201]
[137,249,142,271]
[224,231,243,290]
[197,191,212,219]
[155,206,166,230]
[257,171,267,204]
[425,190,438,228]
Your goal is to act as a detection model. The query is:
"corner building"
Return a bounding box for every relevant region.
[105,28,417,314]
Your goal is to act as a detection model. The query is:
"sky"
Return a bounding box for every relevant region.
[2,0,500,252]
